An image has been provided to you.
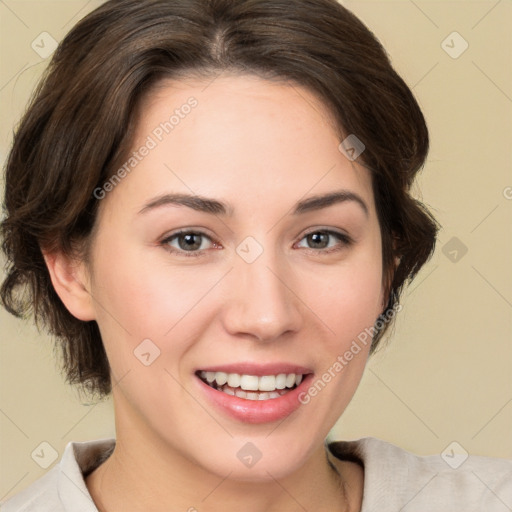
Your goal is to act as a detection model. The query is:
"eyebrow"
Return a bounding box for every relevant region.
[138,189,369,218]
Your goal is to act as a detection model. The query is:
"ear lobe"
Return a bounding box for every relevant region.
[42,250,96,321]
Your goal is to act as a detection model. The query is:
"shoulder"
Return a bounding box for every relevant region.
[1,439,115,512]
[328,436,512,512]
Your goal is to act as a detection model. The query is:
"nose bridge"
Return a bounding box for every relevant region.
[223,235,302,341]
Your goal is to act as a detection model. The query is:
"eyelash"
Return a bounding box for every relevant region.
[160,229,353,258]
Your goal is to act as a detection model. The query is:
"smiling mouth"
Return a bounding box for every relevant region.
[195,370,306,401]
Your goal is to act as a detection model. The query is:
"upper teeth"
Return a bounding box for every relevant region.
[199,371,303,391]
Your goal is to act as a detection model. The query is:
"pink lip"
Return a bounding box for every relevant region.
[195,362,313,376]
[194,372,315,424]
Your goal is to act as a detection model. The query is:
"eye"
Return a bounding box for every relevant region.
[295,229,352,254]
[161,230,218,257]
[160,228,352,258]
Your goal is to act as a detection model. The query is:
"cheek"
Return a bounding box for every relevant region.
[88,240,227,369]
[298,259,381,421]
[312,251,383,344]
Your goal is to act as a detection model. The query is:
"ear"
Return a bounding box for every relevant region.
[42,249,96,321]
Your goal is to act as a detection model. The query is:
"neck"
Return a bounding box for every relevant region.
[85,400,361,512]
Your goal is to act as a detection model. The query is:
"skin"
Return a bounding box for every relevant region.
[44,73,388,512]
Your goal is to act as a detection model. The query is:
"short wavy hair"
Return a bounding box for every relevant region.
[1,0,439,397]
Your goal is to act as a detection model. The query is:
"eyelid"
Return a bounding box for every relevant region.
[299,226,352,243]
[160,228,215,242]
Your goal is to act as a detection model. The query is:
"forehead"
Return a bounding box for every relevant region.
[101,73,375,219]
[142,72,341,132]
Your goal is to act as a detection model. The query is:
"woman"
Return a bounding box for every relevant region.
[1,0,510,510]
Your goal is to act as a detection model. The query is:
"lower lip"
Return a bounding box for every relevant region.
[195,373,314,424]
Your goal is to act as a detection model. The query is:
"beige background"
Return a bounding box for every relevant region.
[1,0,511,502]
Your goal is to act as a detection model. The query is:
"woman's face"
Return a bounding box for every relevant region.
[82,74,385,480]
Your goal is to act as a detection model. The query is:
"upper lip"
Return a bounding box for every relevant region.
[196,362,314,377]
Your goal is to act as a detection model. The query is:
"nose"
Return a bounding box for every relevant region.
[221,243,303,343]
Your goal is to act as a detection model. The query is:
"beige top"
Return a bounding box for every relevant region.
[2,437,511,511]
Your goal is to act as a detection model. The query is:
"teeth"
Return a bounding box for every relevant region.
[226,386,289,401]
[199,371,306,392]
[275,374,287,389]
[215,372,228,386]
[258,375,277,391]
[235,389,247,399]
[240,375,259,391]
[227,373,241,388]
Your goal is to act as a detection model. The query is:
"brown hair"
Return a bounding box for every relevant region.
[1,0,439,397]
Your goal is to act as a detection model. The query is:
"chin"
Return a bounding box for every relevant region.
[188,435,316,482]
